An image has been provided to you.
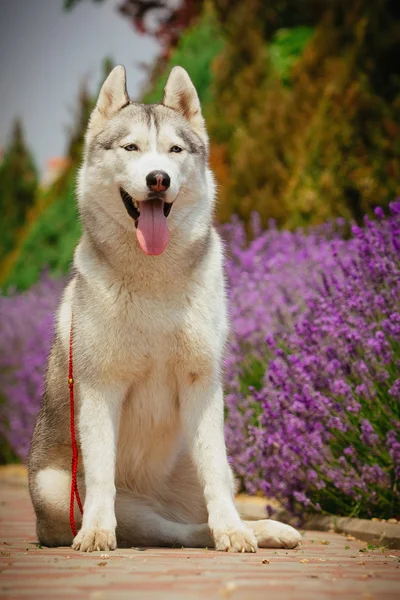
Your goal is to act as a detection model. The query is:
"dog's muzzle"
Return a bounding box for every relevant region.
[120,188,172,225]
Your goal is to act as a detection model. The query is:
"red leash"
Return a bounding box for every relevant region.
[69,315,83,537]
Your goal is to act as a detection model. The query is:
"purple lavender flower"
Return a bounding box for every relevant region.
[1,202,399,520]
[223,202,400,519]
[0,275,66,460]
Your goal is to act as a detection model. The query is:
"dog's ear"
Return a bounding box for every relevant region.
[88,65,129,134]
[163,67,207,141]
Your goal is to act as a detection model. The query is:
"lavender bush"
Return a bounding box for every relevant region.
[223,204,400,519]
[0,206,398,519]
[0,276,66,460]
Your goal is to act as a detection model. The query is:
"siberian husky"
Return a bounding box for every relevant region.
[28,65,301,552]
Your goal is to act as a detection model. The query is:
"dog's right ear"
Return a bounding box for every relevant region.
[88,65,129,134]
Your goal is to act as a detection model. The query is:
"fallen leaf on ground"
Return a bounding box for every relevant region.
[357,561,366,565]
[300,559,309,563]
[98,561,107,567]
[262,559,270,564]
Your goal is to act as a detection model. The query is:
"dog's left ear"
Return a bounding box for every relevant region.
[163,67,207,142]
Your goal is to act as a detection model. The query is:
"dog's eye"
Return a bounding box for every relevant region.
[170,145,183,153]
[124,144,138,151]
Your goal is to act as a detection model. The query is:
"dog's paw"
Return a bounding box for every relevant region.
[72,528,117,552]
[212,525,258,553]
[248,519,302,549]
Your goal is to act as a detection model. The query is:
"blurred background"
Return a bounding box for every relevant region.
[0,0,399,519]
[1,0,399,290]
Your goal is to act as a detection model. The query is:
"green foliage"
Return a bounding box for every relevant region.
[239,355,266,395]
[2,171,80,292]
[0,394,19,464]
[66,82,95,163]
[0,120,38,263]
[208,0,400,227]
[269,26,314,85]
[1,60,115,293]
[142,7,224,106]
[0,438,18,465]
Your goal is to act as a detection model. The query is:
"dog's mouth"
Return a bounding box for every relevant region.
[120,188,173,223]
[119,188,172,256]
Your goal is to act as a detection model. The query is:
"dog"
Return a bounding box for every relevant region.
[28,65,301,553]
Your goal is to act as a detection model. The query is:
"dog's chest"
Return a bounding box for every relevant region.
[109,292,214,491]
[100,285,215,383]
[116,354,181,491]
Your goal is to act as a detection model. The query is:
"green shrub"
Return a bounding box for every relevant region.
[0,120,38,263]
[2,171,80,292]
[142,7,224,106]
[269,26,314,85]
[208,1,400,226]
[2,64,111,293]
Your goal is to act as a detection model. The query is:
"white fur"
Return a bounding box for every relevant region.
[36,468,71,514]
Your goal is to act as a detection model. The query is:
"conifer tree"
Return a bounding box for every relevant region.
[0,120,37,261]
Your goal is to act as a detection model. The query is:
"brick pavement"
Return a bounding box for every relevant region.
[1,469,399,599]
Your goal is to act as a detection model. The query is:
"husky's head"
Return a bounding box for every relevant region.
[80,65,213,256]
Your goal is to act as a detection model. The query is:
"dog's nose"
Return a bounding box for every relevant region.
[146,171,170,192]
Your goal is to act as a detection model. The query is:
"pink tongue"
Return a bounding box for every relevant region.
[136,199,170,256]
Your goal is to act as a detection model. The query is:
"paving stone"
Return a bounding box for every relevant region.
[0,473,399,599]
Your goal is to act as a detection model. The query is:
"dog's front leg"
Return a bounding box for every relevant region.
[72,381,126,552]
[180,379,257,552]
